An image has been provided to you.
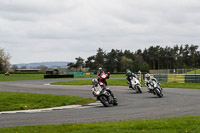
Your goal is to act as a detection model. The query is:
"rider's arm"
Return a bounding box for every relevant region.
[106,72,110,79]
[152,78,158,83]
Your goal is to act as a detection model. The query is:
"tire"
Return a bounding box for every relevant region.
[155,88,163,97]
[137,86,142,93]
[99,95,111,107]
[113,98,118,106]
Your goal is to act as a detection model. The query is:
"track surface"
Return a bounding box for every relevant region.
[0,79,200,128]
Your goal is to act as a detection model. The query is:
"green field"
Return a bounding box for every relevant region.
[0,74,44,81]
[51,79,129,86]
[0,74,125,81]
[51,79,200,89]
[0,92,95,111]
[0,116,199,132]
[186,69,200,74]
[74,74,125,78]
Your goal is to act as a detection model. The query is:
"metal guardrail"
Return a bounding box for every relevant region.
[150,68,200,74]
[152,74,200,83]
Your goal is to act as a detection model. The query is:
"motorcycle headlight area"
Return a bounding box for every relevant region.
[96,91,100,95]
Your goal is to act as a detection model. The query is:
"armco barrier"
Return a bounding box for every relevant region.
[152,74,200,83]
[86,73,90,75]
[44,75,74,78]
[167,74,185,83]
[185,74,200,83]
[64,72,94,75]
[153,74,168,82]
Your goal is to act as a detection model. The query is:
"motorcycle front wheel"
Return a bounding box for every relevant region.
[155,88,163,97]
[136,86,142,93]
[99,95,111,107]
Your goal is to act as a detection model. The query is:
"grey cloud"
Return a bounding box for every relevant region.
[0,0,76,14]
[0,0,200,64]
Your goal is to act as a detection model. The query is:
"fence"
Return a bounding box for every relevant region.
[150,68,200,74]
[64,72,94,75]
[152,74,200,83]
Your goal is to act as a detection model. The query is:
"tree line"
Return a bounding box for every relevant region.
[0,48,11,72]
[68,44,200,73]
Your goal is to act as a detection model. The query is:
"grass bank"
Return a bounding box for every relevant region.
[186,69,200,74]
[51,79,200,89]
[74,74,125,78]
[0,116,199,132]
[51,79,129,86]
[0,92,95,112]
[0,74,125,81]
[0,74,44,81]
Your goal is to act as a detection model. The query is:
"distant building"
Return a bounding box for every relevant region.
[15,69,42,72]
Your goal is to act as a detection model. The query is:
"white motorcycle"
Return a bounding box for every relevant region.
[148,80,163,98]
[92,79,118,107]
[130,76,142,93]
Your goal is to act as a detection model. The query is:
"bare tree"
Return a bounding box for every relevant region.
[11,65,18,71]
[0,48,11,71]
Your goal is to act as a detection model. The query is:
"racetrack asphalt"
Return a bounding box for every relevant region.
[0,78,200,128]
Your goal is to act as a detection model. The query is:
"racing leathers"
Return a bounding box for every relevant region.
[145,77,160,92]
[126,73,138,88]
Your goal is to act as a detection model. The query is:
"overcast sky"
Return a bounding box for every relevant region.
[0,0,200,64]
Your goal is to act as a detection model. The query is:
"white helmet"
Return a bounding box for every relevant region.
[92,78,98,85]
[98,67,103,74]
[145,73,150,80]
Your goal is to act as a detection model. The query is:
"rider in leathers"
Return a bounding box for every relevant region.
[145,73,160,93]
[96,67,115,99]
[97,67,110,87]
[126,69,138,88]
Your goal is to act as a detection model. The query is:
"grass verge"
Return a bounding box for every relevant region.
[74,74,125,78]
[0,116,199,132]
[0,74,125,81]
[0,92,95,112]
[51,79,128,86]
[51,79,200,89]
[158,82,200,89]
[0,74,44,81]
[186,69,200,74]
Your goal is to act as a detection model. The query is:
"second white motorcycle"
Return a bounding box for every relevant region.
[130,76,142,93]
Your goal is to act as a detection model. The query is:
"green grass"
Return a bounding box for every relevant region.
[74,75,97,78]
[0,92,95,111]
[51,79,129,86]
[159,82,200,89]
[51,79,140,86]
[186,69,200,74]
[0,74,125,81]
[0,74,44,81]
[74,74,125,78]
[110,74,126,78]
[0,116,199,132]
[51,79,200,89]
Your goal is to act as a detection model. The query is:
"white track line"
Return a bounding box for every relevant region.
[0,102,101,115]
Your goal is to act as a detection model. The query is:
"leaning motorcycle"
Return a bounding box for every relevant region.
[148,80,163,97]
[92,79,118,107]
[130,76,142,93]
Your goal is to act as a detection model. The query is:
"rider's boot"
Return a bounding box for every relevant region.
[129,83,132,88]
[147,88,152,93]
